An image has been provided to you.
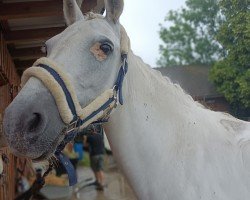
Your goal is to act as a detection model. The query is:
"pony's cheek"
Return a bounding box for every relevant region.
[90,42,107,61]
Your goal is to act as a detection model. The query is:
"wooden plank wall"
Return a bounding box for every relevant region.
[0,30,33,200]
[0,148,15,200]
[0,32,20,88]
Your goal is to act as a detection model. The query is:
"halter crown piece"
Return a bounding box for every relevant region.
[21,28,130,185]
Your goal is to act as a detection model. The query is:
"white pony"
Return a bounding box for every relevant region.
[3,0,250,199]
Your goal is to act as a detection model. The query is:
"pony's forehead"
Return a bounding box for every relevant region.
[46,12,130,56]
[67,13,120,39]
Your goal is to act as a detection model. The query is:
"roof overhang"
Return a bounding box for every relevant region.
[0,0,105,75]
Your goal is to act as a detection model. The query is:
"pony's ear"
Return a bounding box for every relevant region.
[105,0,124,23]
[63,0,84,26]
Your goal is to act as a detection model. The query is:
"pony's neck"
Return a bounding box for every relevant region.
[104,51,200,198]
[104,52,250,200]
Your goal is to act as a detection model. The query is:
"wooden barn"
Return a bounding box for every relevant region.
[0,0,104,199]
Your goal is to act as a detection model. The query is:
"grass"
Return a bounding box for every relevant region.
[78,152,90,167]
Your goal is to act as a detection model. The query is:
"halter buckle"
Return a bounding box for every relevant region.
[65,119,79,134]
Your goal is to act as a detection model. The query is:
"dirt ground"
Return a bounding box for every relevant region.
[39,155,136,200]
[74,166,137,200]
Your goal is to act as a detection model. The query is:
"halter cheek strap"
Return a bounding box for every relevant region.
[21,55,128,186]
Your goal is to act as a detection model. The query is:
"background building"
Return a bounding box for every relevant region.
[157,66,231,112]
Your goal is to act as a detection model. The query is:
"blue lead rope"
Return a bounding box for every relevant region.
[36,54,128,186]
[55,153,77,186]
[55,130,78,186]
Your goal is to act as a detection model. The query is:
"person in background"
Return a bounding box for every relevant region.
[84,124,105,191]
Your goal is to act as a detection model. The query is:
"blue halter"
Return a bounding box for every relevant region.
[36,54,128,186]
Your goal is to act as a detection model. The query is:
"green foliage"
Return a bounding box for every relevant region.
[159,0,250,112]
[78,153,90,167]
[210,0,250,110]
[158,0,223,67]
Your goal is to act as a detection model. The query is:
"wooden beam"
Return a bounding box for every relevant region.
[14,59,36,70]
[0,31,20,86]
[4,27,65,43]
[10,47,45,60]
[0,20,10,33]
[0,0,62,20]
[0,0,101,20]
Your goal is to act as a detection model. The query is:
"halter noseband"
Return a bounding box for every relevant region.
[21,54,128,186]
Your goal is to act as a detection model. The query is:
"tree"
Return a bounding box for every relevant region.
[158,0,224,67]
[210,0,250,112]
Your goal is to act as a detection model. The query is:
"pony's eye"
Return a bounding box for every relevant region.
[100,43,113,55]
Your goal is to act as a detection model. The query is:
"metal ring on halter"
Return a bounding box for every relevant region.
[112,85,118,100]
[64,118,79,134]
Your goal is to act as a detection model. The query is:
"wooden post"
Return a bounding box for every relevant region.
[0,30,33,200]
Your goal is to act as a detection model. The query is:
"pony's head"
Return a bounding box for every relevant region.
[3,0,129,160]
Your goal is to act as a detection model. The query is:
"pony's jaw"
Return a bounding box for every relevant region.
[3,78,65,160]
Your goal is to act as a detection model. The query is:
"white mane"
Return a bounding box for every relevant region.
[83,12,104,20]
[130,52,238,120]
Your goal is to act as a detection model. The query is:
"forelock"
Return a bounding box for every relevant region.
[83,12,104,20]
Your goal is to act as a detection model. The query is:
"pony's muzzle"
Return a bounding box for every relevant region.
[2,86,53,158]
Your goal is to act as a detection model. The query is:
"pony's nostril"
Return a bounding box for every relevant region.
[27,113,42,132]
